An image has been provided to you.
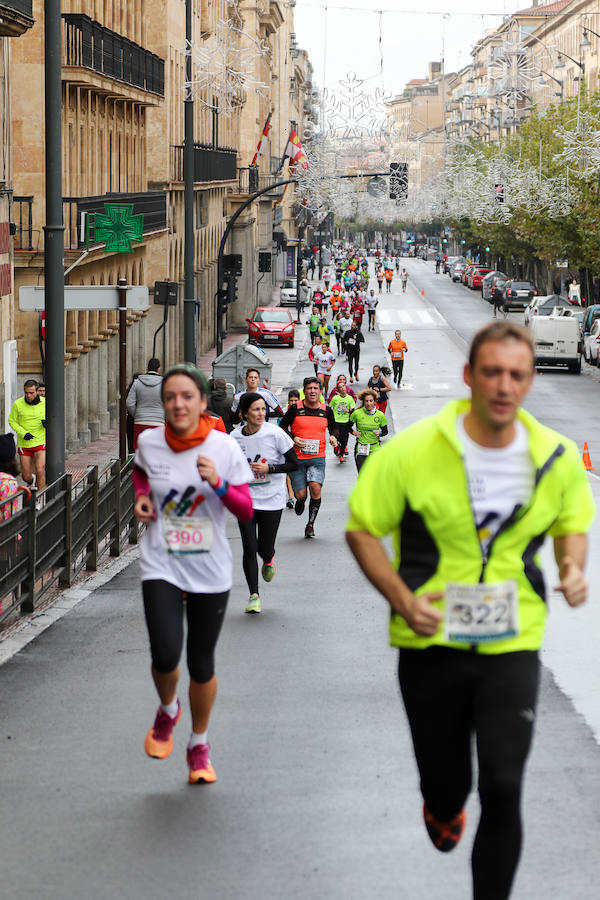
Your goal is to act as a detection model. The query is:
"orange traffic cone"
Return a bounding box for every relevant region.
[582,442,595,471]
[421,288,425,296]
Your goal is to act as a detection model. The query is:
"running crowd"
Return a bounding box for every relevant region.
[129,249,594,900]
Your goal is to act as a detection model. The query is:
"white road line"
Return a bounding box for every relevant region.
[430,383,450,390]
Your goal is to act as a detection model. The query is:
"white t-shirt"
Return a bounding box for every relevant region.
[339,315,353,333]
[231,422,294,511]
[457,416,534,552]
[365,295,378,310]
[231,387,280,415]
[313,346,336,373]
[135,427,253,592]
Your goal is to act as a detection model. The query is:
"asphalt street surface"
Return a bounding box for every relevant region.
[2,259,600,899]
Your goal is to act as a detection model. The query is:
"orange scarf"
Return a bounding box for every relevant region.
[164,414,217,452]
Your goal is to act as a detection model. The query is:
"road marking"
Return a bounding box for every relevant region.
[430,383,450,390]
[378,309,445,327]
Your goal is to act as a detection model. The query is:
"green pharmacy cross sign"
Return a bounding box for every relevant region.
[93,203,144,253]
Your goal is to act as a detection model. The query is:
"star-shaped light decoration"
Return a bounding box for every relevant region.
[554,110,600,176]
[94,203,144,253]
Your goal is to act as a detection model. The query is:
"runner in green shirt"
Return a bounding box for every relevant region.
[330,383,356,463]
[309,307,320,345]
[350,389,388,472]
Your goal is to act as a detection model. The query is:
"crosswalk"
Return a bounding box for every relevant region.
[377,308,446,327]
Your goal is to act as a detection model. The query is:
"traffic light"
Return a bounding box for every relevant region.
[390,162,408,200]
[223,253,243,276]
[226,273,238,303]
[494,183,504,204]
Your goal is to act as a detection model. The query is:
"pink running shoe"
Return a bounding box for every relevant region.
[144,700,181,759]
[187,742,217,784]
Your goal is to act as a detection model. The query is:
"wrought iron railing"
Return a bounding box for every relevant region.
[0,459,140,626]
[236,167,287,196]
[63,190,167,250]
[171,143,237,183]
[13,196,34,251]
[62,13,165,96]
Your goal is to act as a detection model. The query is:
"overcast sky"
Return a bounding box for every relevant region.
[294,0,516,98]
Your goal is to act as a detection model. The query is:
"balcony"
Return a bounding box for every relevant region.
[63,191,167,251]
[235,167,287,196]
[171,144,237,183]
[62,14,164,97]
[0,0,33,36]
[13,196,35,251]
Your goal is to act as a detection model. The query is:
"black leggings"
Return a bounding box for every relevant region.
[142,580,229,684]
[347,351,360,378]
[337,421,351,454]
[238,508,283,594]
[398,647,539,900]
[392,360,404,384]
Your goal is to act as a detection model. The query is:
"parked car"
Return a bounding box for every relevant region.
[247,307,295,348]
[279,278,299,307]
[461,264,476,286]
[529,314,582,373]
[481,271,509,302]
[451,261,468,282]
[468,267,493,290]
[582,304,600,335]
[501,280,537,310]
[583,319,600,365]
[523,294,570,326]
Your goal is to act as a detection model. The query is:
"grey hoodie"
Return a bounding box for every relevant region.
[126,372,164,424]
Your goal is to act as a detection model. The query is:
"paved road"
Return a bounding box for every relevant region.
[2,260,599,899]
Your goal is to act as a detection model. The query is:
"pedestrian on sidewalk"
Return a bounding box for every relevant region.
[8,379,46,491]
[346,321,594,900]
[126,358,164,450]
[125,372,142,453]
[133,363,254,784]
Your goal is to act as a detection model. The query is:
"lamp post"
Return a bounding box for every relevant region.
[45,0,66,483]
[184,0,196,364]
[555,51,585,128]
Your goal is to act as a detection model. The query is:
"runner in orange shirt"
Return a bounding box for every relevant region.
[387,329,408,389]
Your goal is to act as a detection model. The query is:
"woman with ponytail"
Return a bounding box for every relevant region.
[133,364,253,785]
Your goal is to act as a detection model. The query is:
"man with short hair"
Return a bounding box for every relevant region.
[365,289,378,331]
[279,376,338,538]
[36,383,46,398]
[387,329,408,388]
[9,379,46,490]
[346,321,594,900]
[126,357,164,450]
[231,368,283,423]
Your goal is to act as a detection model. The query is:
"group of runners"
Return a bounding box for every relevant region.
[129,248,594,900]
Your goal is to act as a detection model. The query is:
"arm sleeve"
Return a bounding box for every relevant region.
[548,442,595,537]
[126,384,137,417]
[271,447,299,474]
[380,425,389,438]
[278,405,297,436]
[326,407,338,436]
[8,404,26,441]
[132,465,151,498]
[221,482,254,522]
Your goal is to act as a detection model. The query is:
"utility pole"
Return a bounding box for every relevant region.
[183,0,196,363]
[44,0,66,483]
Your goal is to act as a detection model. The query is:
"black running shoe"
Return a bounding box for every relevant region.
[423,805,466,853]
[304,523,314,539]
[295,498,306,517]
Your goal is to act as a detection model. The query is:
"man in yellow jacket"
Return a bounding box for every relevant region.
[9,379,46,489]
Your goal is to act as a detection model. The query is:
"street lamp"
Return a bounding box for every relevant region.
[537,70,564,100]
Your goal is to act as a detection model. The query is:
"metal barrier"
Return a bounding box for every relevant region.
[0,458,140,626]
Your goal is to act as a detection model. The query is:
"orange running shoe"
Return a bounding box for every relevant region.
[144,700,181,759]
[423,804,466,852]
[187,742,217,784]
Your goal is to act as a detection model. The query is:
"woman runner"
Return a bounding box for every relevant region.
[231,394,298,614]
[329,379,356,463]
[134,364,253,784]
[367,365,392,413]
[350,389,388,473]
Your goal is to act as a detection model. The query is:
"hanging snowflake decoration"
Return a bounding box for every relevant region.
[185,18,270,115]
[322,72,391,139]
[554,111,600,176]
[488,20,543,123]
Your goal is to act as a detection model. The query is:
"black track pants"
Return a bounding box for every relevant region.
[398,646,540,900]
[238,508,283,594]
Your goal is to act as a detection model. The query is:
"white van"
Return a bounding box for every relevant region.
[529,314,582,373]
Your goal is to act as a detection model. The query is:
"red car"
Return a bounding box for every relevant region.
[461,264,476,285]
[246,307,295,348]
[468,267,492,290]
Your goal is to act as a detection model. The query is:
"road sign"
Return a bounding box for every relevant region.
[19,285,150,311]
